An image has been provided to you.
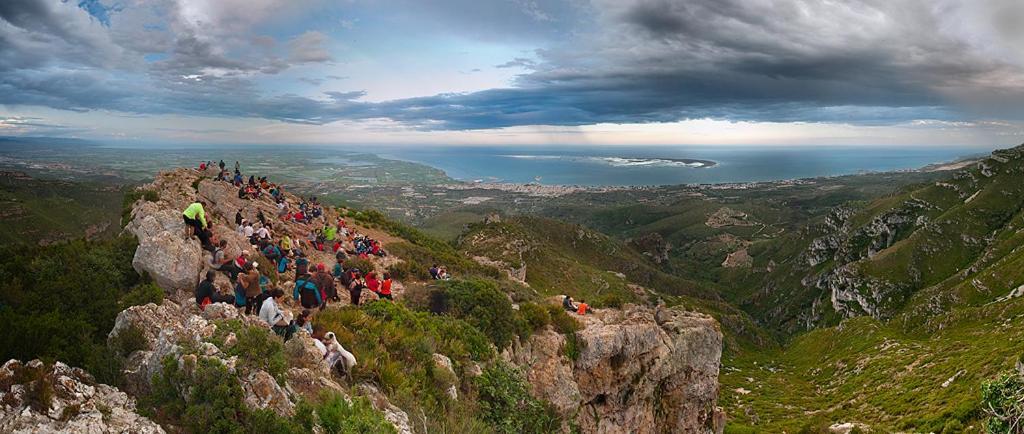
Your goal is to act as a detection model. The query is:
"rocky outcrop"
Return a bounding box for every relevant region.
[0,359,165,434]
[507,304,724,434]
[629,232,671,264]
[126,201,204,292]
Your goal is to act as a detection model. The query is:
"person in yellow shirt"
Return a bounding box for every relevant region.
[182,201,209,246]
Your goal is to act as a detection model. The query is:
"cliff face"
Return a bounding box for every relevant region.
[507,304,724,434]
[0,360,164,434]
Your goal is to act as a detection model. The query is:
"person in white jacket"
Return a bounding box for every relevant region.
[260,289,293,340]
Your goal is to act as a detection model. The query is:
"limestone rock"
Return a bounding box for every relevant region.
[358,384,415,434]
[0,359,165,434]
[509,304,723,434]
[241,370,294,416]
[126,202,203,292]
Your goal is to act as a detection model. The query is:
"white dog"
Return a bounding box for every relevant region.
[323,331,357,375]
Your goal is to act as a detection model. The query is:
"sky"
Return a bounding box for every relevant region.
[1,0,1023,147]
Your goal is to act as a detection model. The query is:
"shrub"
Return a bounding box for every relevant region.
[519,303,551,331]
[0,236,143,371]
[142,356,303,434]
[110,324,149,357]
[121,189,159,225]
[982,371,1024,433]
[546,305,581,335]
[119,282,164,310]
[224,325,288,382]
[343,257,376,274]
[431,279,526,349]
[475,362,560,434]
[316,393,397,434]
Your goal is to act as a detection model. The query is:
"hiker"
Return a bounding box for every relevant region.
[562,295,577,312]
[437,267,450,280]
[280,234,292,253]
[260,289,294,340]
[209,240,242,280]
[219,160,226,171]
[312,263,337,304]
[294,250,309,279]
[378,272,393,301]
[293,271,323,309]
[332,256,345,279]
[347,269,364,306]
[240,262,262,315]
[234,250,250,269]
[234,161,240,172]
[182,201,208,241]
[429,264,439,280]
[235,209,243,226]
[199,162,206,171]
[295,309,314,335]
[576,299,589,316]
[196,271,232,309]
[257,209,267,226]
[262,242,282,263]
[277,251,292,274]
[365,272,381,296]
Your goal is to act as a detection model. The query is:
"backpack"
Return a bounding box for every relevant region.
[278,257,290,274]
[234,282,247,306]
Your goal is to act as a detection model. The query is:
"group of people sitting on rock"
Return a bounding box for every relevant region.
[428,264,452,280]
[562,295,589,316]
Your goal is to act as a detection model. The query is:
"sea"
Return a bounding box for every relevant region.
[375,145,995,186]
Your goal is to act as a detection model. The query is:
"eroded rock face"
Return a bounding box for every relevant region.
[0,359,165,434]
[508,304,724,434]
[126,201,203,292]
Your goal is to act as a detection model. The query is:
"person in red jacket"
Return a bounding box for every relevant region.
[365,272,380,295]
[378,272,393,301]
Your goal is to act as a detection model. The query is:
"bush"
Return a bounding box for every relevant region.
[142,356,303,434]
[109,324,149,357]
[0,236,145,371]
[430,279,526,349]
[316,393,397,434]
[982,371,1024,433]
[121,189,159,225]
[475,362,560,434]
[224,324,288,382]
[119,282,164,310]
[546,305,581,335]
[519,303,551,331]
[343,257,376,274]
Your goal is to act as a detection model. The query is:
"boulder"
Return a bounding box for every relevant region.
[0,360,165,434]
[432,353,459,400]
[241,370,294,416]
[126,201,203,292]
[508,304,724,434]
[358,384,414,434]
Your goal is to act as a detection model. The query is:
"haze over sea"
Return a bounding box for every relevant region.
[378,145,993,187]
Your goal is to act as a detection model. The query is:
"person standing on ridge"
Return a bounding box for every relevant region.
[182,201,209,246]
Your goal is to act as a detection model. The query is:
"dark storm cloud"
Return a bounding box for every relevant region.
[2,0,1024,130]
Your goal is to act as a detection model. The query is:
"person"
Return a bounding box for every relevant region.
[195,271,233,309]
[280,234,292,253]
[262,242,281,263]
[182,201,208,240]
[294,250,309,279]
[429,264,439,280]
[209,240,242,280]
[562,295,577,312]
[293,271,323,309]
[257,209,267,226]
[277,252,292,274]
[332,256,345,279]
[323,332,357,377]
[365,272,380,296]
[378,272,393,301]
[199,162,206,171]
[234,161,240,173]
[260,289,294,340]
[235,209,243,226]
[219,160,226,171]
[240,262,262,315]
[576,299,589,316]
[294,309,314,336]
[312,263,336,304]
[347,270,364,306]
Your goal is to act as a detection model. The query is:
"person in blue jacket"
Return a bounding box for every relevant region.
[293,272,322,309]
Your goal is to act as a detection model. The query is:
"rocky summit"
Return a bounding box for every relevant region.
[0,165,726,433]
